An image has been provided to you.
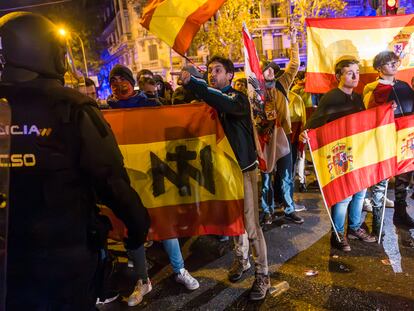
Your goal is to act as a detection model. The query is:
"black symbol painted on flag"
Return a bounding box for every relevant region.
[151,145,215,197]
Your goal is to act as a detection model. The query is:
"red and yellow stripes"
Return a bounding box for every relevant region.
[101,200,244,241]
[308,105,396,207]
[306,14,414,94]
[396,114,414,175]
[102,103,245,240]
[103,103,226,145]
[140,0,225,55]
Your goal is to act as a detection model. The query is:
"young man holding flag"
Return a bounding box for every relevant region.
[179,57,270,300]
[303,57,376,251]
[363,51,414,231]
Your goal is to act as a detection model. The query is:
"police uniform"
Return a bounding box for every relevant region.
[0,12,150,310]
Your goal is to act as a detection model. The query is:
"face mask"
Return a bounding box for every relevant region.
[145,92,158,99]
[111,81,134,100]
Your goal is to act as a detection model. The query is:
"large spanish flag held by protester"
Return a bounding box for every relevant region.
[307,105,396,207]
[306,14,414,94]
[396,114,414,175]
[101,103,244,241]
[140,0,226,55]
[242,23,290,173]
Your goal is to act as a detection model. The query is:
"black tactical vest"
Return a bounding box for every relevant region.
[1,79,99,274]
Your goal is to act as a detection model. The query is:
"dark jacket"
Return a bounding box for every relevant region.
[305,88,365,129]
[363,79,414,117]
[185,76,257,171]
[1,78,150,294]
[107,91,160,109]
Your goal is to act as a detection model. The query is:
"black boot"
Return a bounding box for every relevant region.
[393,211,414,228]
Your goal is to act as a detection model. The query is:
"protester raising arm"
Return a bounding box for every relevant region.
[277,26,300,92]
[179,70,250,116]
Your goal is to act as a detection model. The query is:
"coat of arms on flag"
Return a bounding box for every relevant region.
[327,143,354,180]
[308,105,396,207]
[396,114,414,175]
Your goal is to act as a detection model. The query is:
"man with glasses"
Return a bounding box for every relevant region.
[363,51,414,234]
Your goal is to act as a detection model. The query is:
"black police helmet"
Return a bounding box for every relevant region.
[0,12,67,82]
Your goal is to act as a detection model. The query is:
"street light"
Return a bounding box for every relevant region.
[385,0,398,15]
[58,27,89,77]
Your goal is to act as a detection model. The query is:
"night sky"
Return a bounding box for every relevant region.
[0,0,103,12]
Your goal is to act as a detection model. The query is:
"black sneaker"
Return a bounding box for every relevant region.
[284,212,304,224]
[347,228,377,243]
[249,273,270,301]
[330,232,351,252]
[228,258,251,282]
[261,212,273,225]
[393,213,414,229]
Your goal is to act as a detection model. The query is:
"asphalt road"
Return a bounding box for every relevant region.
[98,188,414,311]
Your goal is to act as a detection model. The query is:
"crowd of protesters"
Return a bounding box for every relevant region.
[74,36,414,306]
[74,29,414,306]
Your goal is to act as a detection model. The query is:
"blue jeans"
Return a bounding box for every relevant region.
[162,238,184,273]
[331,189,367,234]
[274,143,295,214]
[261,172,275,214]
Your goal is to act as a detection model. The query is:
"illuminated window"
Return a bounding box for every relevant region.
[148,44,158,61]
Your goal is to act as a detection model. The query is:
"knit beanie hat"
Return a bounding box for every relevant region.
[262,61,280,74]
[109,64,136,87]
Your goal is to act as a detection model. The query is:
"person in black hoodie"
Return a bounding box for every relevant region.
[179,56,270,301]
[0,12,150,310]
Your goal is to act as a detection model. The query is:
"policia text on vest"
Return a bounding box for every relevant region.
[0,124,49,167]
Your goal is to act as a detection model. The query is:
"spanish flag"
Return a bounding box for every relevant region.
[396,114,414,175]
[306,14,414,94]
[102,103,244,241]
[307,105,396,207]
[140,0,225,55]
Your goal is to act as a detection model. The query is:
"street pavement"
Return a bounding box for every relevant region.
[98,187,414,311]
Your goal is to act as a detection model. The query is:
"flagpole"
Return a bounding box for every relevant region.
[180,53,204,73]
[377,180,389,244]
[306,133,341,242]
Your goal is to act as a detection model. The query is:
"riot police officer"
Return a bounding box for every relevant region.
[0,12,150,310]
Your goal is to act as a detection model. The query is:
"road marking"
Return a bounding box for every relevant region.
[382,209,403,273]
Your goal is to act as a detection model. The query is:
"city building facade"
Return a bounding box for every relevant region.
[97,0,136,99]
[97,0,414,97]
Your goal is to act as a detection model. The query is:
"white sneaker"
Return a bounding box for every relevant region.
[175,268,199,290]
[127,278,152,307]
[96,293,119,305]
[294,203,307,212]
[385,198,394,208]
[363,198,373,212]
